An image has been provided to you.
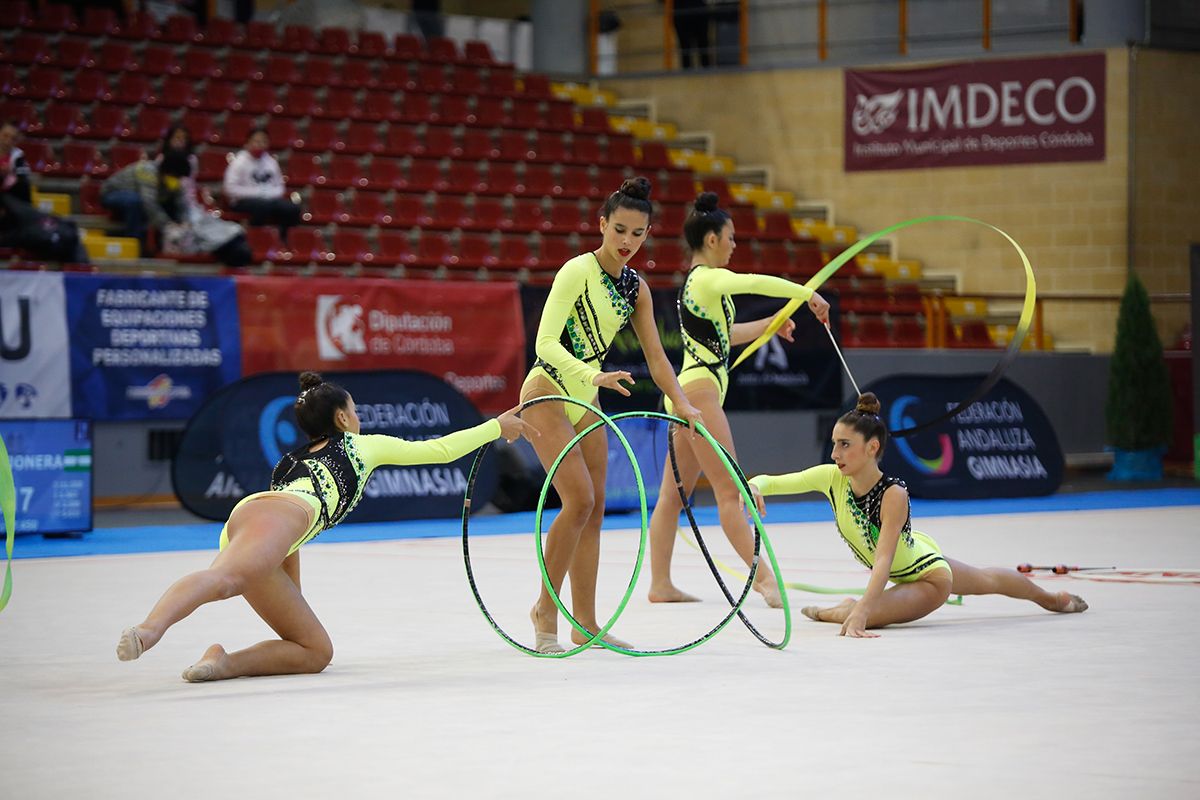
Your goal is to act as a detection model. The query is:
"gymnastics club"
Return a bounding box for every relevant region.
[1016,564,1116,575]
[823,322,862,398]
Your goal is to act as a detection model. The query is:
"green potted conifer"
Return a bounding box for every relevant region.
[1105,273,1172,480]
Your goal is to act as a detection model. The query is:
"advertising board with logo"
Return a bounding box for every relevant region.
[845,53,1105,171]
[0,272,71,418]
[867,374,1064,498]
[172,370,499,523]
[0,418,92,533]
[237,277,523,414]
[64,275,243,420]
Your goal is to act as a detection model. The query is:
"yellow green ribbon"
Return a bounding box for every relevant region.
[0,433,16,613]
[730,216,1037,421]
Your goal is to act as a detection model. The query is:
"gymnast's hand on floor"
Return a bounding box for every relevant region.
[496,406,541,443]
[807,292,831,326]
[593,370,635,397]
[839,605,878,638]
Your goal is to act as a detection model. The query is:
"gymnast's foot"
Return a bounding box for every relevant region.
[181,644,230,682]
[802,597,856,622]
[570,627,632,650]
[648,582,701,603]
[1051,592,1088,613]
[116,626,147,661]
[530,605,564,654]
[755,577,784,609]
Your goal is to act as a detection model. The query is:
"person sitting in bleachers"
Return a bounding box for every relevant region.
[223,128,302,237]
[0,121,32,205]
[159,126,252,267]
[0,120,87,263]
[100,154,168,250]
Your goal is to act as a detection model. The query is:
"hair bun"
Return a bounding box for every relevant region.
[298,371,325,392]
[619,176,652,201]
[855,392,882,416]
[693,192,721,214]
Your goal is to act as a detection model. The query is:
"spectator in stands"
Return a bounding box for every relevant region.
[100,156,169,250]
[0,121,32,205]
[223,128,302,238]
[158,126,252,267]
[673,0,712,69]
[409,0,444,40]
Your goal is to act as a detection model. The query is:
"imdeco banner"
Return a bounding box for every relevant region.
[845,52,1105,171]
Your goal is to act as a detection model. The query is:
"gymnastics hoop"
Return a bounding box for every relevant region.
[731,215,1038,438]
[0,432,15,613]
[663,418,793,648]
[1067,569,1200,586]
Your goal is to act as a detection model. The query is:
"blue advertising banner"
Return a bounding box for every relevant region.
[172,370,498,524]
[0,419,92,534]
[867,374,1064,499]
[65,275,242,420]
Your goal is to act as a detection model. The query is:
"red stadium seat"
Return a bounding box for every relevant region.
[892,316,926,347]
[329,229,370,265]
[446,161,485,194]
[411,232,456,270]
[759,211,796,241]
[317,27,352,56]
[12,67,64,101]
[496,235,537,271]
[327,155,368,189]
[463,41,495,67]
[248,227,285,263]
[223,52,263,82]
[363,158,404,191]
[429,194,472,230]
[29,3,76,34]
[520,164,556,197]
[298,57,336,87]
[124,108,172,143]
[845,315,890,348]
[399,93,435,124]
[63,69,110,104]
[302,190,343,224]
[161,15,199,45]
[378,62,413,92]
[497,130,533,162]
[660,171,697,204]
[80,180,103,214]
[59,143,106,178]
[605,135,637,166]
[138,45,178,77]
[952,319,997,349]
[75,105,129,140]
[655,204,687,239]
[392,193,429,227]
[280,25,319,54]
[356,31,388,60]
[404,158,445,193]
[728,205,759,240]
[471,96,507,129]
[577,107,610,134]
[543,101,575,132]
[281,154,322,188]
[346,192,392,226]
[343,121,384,156]
[242,21,279,51]
[110,73,153,106]
[150,76,196,109]
[509,99,540,130]
[215,114,259,148]
[546,200,589,234]
[480,162,519,196]
[421,126,459,159]
[531,131,568,164]
[341,61,373,90]
[362,90,401,122]
[279,86,320,118]
[6,33,48,66]
[80,7,119,37]
[197,149,232,182]
[450,65,483,96]
[382,126,419,157]
[113,10,158,40]
[27,103,82,139]
[392,34,423,62]
[536,235,574,269]
[181,50,221,81]
[424,37,460,64]
[486,70,518,97]
[558,165,591,200]
[193,80,240,114]
[466,196,506,233]
[457,233,498,270]
[265,118,302,150]
[646,240,687,274]
[198,17,241,48]
[416,64,452,94]
[242,83,282,116]
[521,74,552,100]
[17,141,55,174]
[638,141,673,171]
[568,134,602,165]
[181,113,217,145]
[374,231,415,268]
[436,94,472,126]
[265,55,300,85]
[288,227,333,264]
[0,100,36,132]
[508,197,546,234]
[460,128,498,161]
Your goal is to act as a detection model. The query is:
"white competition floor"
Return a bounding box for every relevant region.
[3,504,1199,799]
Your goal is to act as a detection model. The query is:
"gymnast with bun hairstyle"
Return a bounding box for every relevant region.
[747,392,1088,637]
[117,371,538,680]
[520,176,705,653]
[647,191,830,606]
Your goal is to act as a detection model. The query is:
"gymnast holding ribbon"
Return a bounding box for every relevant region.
[646,192,830,607]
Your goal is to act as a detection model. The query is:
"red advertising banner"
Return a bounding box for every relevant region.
[236,277,525,413]
[844,52,1105,171]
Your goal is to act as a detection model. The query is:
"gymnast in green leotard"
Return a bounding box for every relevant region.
[520,177,704,653]
[117,371,537,681]
[647,192,829,606]
[748,392,1087,637]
